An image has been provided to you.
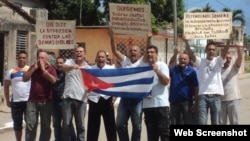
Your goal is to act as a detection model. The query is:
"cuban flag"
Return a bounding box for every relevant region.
[81,66,154,99]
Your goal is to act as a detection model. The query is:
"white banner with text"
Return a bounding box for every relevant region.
[184,12,232,39]
[36,20,76,49]
[109,3,151,36]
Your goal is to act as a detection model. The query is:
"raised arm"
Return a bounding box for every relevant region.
[23,64,37,82]
[58,64,79,72]
[221,38,231,59]
[109,27,124,61]
[183,38,196,62]
[168,47,180,67]
[143,35,152,63]
[235,42,242,68]
[221,33,233,59]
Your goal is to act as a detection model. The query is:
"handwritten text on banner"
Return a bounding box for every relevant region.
[109,3,151,35]
[36,20,76,49]
[184,12,232,39]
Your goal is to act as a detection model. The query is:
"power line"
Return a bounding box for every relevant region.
[215,0,229,9]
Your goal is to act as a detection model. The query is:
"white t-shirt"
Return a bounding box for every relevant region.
[88,64,115,103]
[5,65,31,102]
[195,56,224,95]
[63,59,91,102]
[121,56,143,68]
[143,61,170,108]
[221,62,241,101]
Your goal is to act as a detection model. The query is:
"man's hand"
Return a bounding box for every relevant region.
[6,100,11,108]
[174,47,180,55]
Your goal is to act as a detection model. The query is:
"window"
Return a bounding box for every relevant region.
[16,30,27,57]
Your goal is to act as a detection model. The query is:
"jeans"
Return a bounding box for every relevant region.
[53,100,76,141]
[62,98,87,141]
[198,94,221,125]
[116,98,143,141]
[25,101,53,141]
[221,99,240,125]
[170,100,193,125]
[143,107,170,141]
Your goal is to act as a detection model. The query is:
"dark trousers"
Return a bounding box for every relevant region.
[143,107,170,141]
[11,101,27,131]
[87,97,117,141]
[53,100,76,141]
[170,100,193,125]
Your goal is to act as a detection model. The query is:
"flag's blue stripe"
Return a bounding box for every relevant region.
[113,77,153,87]
[83,66,153,77]
[93,89,150,99]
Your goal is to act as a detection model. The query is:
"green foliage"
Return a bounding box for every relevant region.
[244,67,250,73]
[47,0,100,25]
[245,56,250,61]
[158,21,169,29]
[177,20,183,36]
[162,0,184,22]
[222,8,245,26]
[191,3,216,12]
[244,35,250,47]
[46,0,186,35]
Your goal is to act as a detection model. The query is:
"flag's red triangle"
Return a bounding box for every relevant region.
[81,69,114,91]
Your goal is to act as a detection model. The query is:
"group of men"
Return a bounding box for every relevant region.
[3,29,242,141]
[3,29,170,141]
[168,37,242,125]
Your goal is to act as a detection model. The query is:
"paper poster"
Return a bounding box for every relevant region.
[36,20,76,49]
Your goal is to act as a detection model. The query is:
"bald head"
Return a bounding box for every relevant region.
[128,45,141,63]
[178,53,190,68]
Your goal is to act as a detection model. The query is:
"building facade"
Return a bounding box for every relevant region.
[0,0,47,85]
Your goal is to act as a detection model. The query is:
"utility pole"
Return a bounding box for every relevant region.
[79,0,83,26]
[173,0,177,48]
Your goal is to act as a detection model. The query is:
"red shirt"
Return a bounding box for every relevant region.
[28,64,57,102]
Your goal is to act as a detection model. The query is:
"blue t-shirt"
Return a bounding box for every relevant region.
[169,65,199,103]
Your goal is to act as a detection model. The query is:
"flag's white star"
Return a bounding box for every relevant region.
[90,81,99,88]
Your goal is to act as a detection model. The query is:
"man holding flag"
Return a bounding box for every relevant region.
[142,45,170,141]
[59,45,90,141]
[81,48,154,141]
[110,28,146,141]
[86,50,117,141]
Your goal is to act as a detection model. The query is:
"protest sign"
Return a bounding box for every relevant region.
[36,20,76,49]
[184,12,232,39]
[109,3,151,35]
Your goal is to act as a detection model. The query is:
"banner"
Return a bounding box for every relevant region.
[36,20,76,49]
[109,3,151,35]
[184,12,232,39]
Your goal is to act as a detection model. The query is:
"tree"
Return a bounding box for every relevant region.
[45,0,186,34]
[222,8,245,26]
[190,3,216,12]
[46,0,100,26]
[162,0,184,23]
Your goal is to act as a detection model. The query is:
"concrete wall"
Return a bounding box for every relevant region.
[0,3,36,84]
[76,27,112,63]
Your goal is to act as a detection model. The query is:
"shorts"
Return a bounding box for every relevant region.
[11,101,27,131]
